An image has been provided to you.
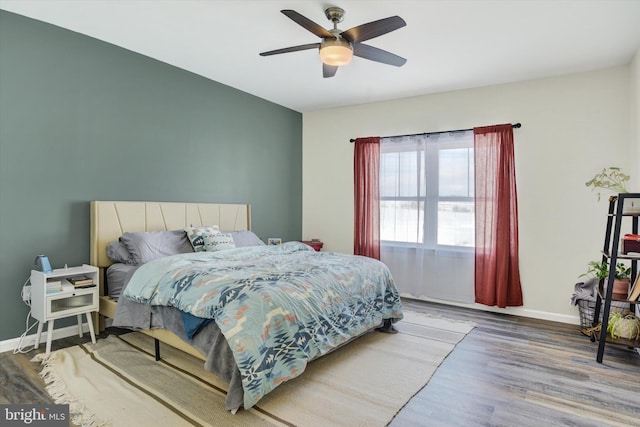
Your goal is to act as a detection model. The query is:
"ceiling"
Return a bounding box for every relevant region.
[2,0,640,113]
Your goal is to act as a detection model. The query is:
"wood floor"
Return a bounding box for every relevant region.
[2,299,639,426]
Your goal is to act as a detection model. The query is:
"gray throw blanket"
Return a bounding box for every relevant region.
[571,278,597,305]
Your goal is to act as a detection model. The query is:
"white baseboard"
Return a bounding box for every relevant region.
[401,293,580,325]
[1,323,91,354]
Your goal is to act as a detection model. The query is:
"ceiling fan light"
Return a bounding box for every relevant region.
[320,39,353,66]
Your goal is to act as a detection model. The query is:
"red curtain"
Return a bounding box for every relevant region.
[474,124,523,307]
[353,137,381,259]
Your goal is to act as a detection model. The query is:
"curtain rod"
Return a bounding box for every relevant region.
[349,123,521,143]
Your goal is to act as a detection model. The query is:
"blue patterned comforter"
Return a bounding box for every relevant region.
[122,241,403,409]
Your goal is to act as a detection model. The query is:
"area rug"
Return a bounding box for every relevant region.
[33,311,475,426]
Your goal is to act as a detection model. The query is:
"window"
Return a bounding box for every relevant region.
[380,131,474,249]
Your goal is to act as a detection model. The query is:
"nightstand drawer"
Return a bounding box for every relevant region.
[47,289,98,318]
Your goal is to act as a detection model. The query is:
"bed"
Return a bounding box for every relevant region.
[90,200,403,411]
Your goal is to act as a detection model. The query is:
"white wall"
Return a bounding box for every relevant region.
[303,66,631,324]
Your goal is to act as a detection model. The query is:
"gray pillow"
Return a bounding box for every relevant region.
[106,241,134,264]
[106,263,137,299]
[228,230,265,247]
[119,230,194,265]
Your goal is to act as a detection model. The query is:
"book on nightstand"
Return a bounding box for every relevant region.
[46,280,62,294]
[66,274,93,287]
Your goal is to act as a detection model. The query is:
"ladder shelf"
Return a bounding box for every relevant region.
[592,193,640,363]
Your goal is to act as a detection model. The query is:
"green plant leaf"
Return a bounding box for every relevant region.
[585,167,630,200]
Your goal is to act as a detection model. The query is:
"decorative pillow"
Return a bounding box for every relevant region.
[203,232,236,252]
[227,230,265,247]
[184,225,220,252]
[119,230,194,265]
[106,240,134,264]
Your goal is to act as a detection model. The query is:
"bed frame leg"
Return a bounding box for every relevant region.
[154,338,161,361]
[376,318,398,334]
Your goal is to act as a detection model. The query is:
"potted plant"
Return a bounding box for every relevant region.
[581,260,631,300]
[607,309,640,340]
[585,167,630,200]
[585,167,638,212]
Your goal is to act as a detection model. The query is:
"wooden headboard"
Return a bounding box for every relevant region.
[90,201,251,269]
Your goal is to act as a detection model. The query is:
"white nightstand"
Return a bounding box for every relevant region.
[30,264,99,354]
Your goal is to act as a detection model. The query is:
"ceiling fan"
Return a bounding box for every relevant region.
[259,7,407,78]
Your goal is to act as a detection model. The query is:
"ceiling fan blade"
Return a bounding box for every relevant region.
[281,9,334,39]
[341,16,406,43]
[260,43,320,56]
[323,63,338,78]
[353,43,407,67]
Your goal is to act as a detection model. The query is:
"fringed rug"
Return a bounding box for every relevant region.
[33,311,475,426]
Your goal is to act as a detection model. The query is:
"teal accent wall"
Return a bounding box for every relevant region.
[0,11,303,341]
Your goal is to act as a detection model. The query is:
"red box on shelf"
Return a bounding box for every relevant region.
[622,234,640,254]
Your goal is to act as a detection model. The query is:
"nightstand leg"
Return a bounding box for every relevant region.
[35,321,44,349]
[85,312,96,344]
[45,320,54,355]
[77,314,83,338]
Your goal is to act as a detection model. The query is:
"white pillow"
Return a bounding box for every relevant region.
[184,225,220,252]
[203,233,236,252]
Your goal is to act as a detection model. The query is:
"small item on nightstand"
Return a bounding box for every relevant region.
[46,280,62,294]
[66,274,93,286]
[34,255,52,273]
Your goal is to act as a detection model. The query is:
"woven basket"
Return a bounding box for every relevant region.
[578,299,629,336]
